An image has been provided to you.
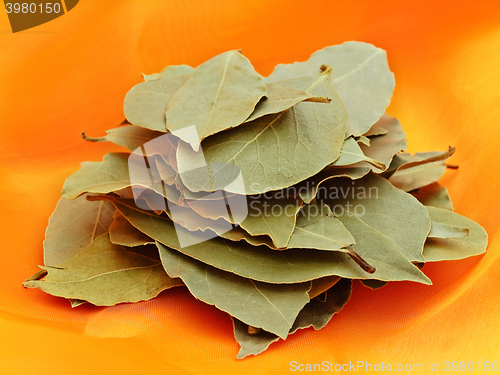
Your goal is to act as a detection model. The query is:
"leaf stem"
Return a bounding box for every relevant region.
[23,269,48,287]
[82,132,107,143]
[346,247,376,274]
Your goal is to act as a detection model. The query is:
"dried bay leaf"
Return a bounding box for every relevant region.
[364,124,388,137]
[232,278,352,359]
[319,174,431,262]
[428,221,469,239]
[176,71,348,195]
[186,193,247,221]
[308,275,341,299]
[232,318,280,359]
[287,203,355,251]
[290,278,352,334]
[62,153,138,199]
[185,193,301,249]
[355,135,370,146]
[239,196,302,248]
[265,42,395,137]
[110,200,431,284]
[24,234,183,306]
[285,165,372,204]
[61,153,182,206]
[82,125,165,153]
[166,201,234,234]
[158,243,310,339]
[222,202,353,252]
[332,137,385,169]
[109,211,154,247]
[165,51,267,149]
[244,79,330,123]
[336,215,430,283]
[219,227,276,248]
[412,182,454,211]
[423,207,488,262]
[220,203,353,253]
[44,195,115,266]
[124,74,190,132]
[387,147,455,191]
[358,114,407,173]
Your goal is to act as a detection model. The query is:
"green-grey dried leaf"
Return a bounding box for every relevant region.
[387,147,455,191]
[61,153,181,205]
[62,153,136,199]
[186,194,302,249]
[44,195,115,266]
[412,182,453,211]
[232,278,350,359]
[332,137,385,169]
[355,135,370,146]
[336,215,430,283]
[308,275,341,299]
[166,201,234,234]
[265,42,395,137]
[428,221,469,239]
[109,211,154,247]
[358,114,407,173]
[176,71,348,195]
[165,51,267,149]
[24,234,183,306]
[158,243,310,339]
[184,195,345,251]
[287,203,355,251]
[423,207,488,262]
[319,174,431,262]
[220,203,353,252]
[219,227,276,248]
[363,124,388,137]
[110,200,431,284]
[287,165,371,204]
[232,318,280,360]
[186,194,246,221]
[239,197,302,248]
[290,278,352,334]
[124,74,190,132]
[244,79,330,123]
[82,125,165,153]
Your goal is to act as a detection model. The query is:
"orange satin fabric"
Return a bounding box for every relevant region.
[1,1,500,374]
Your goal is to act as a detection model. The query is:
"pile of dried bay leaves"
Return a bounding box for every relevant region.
[24,42,488,359]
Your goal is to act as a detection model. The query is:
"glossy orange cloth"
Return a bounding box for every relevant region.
[1,1,500,374]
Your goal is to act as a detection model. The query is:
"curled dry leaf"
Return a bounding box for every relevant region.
[24,234,183,306]
[166,50,267,149]
[44,195,115,266]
